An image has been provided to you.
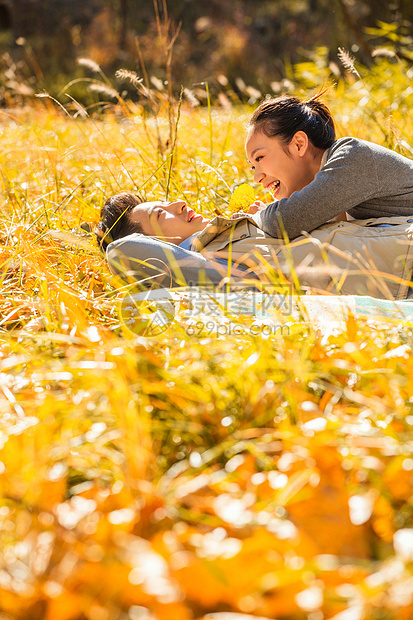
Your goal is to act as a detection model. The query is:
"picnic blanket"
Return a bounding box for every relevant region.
[120,287,413,337]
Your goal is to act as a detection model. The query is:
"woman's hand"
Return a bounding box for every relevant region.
[229,201,267,219]
[247,200,266,214]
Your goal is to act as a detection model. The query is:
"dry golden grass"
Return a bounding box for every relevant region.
[1,58,413,619]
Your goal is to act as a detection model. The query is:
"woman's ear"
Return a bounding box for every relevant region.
[292,131,309,157]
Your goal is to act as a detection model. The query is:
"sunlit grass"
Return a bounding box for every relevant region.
[1,59,413,619]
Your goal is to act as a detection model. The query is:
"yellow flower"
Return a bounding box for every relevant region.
[228,183,255,213]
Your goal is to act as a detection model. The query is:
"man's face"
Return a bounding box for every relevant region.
[130,200,210,244]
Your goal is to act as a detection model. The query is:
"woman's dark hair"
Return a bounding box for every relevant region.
[96,192,144,252]
[249,92,336,150]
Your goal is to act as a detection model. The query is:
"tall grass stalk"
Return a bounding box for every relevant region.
[165,85,184,200]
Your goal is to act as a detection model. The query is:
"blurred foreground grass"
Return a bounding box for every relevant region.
[1,59,413,619]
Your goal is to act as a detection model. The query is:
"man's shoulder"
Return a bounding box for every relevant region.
[193,214,260,250]
[106,232,144,253]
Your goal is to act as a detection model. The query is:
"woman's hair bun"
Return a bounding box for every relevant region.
[249,90,336,149]
[304,94,335,130]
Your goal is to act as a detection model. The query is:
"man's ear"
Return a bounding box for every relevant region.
[292,131,309,157]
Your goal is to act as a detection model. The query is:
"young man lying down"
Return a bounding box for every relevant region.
[96,193,413,299]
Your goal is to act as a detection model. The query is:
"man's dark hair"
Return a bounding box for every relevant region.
[96,192,145,252]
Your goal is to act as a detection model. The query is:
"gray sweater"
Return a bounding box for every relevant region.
[253,137,413,240]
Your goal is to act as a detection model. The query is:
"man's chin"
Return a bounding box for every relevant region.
[192,220,209,233]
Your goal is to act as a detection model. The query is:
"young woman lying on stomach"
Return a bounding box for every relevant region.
[246,93,413,239]
[96,192,413,300]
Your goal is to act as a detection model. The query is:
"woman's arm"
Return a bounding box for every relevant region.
[106,233,250,288]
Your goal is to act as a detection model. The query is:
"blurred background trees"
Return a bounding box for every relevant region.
[0,0,412,105]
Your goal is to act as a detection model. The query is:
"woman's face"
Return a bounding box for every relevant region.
[245,128,314,200]
[130,200,210,244]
